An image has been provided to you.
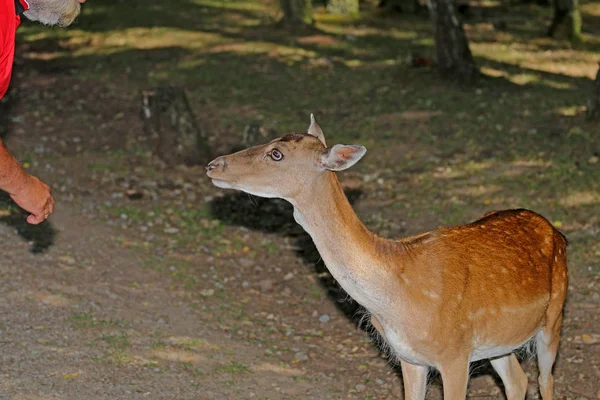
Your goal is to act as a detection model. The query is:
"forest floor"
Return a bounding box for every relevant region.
[0,0,598,399]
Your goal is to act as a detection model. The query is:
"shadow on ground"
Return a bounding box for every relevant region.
[0,192,56,254]
[210,190,364,321]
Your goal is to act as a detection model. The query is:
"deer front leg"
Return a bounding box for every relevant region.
[370,316,428,400]
[439,357,470,399]
[401,359,429,400]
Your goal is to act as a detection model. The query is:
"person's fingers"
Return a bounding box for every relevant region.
[27,214,43,225]
[48,197,55,214]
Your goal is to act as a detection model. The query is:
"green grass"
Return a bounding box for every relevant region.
[150,340,167,350]
[70,312,125,329]
[215,361,251,375]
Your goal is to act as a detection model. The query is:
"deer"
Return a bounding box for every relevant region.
[206,115,568,399]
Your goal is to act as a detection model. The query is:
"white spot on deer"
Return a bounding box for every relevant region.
[421,288,440,299]
[475,308,486,318]
[456,293,463,301]
[400,273,410,285]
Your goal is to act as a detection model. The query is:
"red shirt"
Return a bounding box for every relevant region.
[0,0,29,100]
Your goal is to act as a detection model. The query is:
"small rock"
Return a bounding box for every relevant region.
[241,281,250,288]
[589,156,599,164]
[239,258,255,268]
[283,272,294,281]
[355,384,366,392]
[59,255,76,265]
[294,352,309,361]
[319,314,330,323]
[258,280,273,291]
[125,189,143,200]
[164,227,179,234]
[200,289,214,297]
[281,287,292,296]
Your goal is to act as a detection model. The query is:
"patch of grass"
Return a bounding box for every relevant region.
[70,312,123,329]
[261,239,280,256]
[100,332,131,364]
[308,284,323,301]
[101,332,130,349]
[178,338,207,350]
[215,361,251,375]
[150,340,167,350]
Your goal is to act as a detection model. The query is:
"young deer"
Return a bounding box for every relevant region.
[206,115,568,399]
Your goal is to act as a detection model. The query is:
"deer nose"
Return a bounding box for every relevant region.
[206,157,225,173]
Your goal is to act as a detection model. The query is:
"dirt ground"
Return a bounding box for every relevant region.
[1,1,600,399]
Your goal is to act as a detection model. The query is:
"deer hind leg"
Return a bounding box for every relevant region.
[490,354,528,400]
[536,312,562,400]
[400,360,428,400]
[536,247,567,400]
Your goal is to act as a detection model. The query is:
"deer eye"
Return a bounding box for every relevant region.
[270,149,284,161]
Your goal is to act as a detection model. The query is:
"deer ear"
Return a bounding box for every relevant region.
[308,113,326,147]
[319,144,367,171]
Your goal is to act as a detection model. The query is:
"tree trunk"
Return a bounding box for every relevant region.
[427,0,478,83]
[328,0,360,15]
[140,87,212,167]
[588,64,600,119]
[280,0,313,26]
[378,0,421,14]
[548,0,582,43]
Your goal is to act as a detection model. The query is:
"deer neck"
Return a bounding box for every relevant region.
[289,172,398,311]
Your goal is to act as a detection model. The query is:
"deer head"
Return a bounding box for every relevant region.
[206,115,367,201]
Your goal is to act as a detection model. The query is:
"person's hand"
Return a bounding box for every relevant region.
[10,174,55,225]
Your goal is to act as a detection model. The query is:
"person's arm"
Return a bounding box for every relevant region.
[0,139,54,224]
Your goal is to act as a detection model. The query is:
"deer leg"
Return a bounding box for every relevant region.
[439,357,470,399]
[536,312,562,400]
[400,359,428,400]
[490,354,528,400]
